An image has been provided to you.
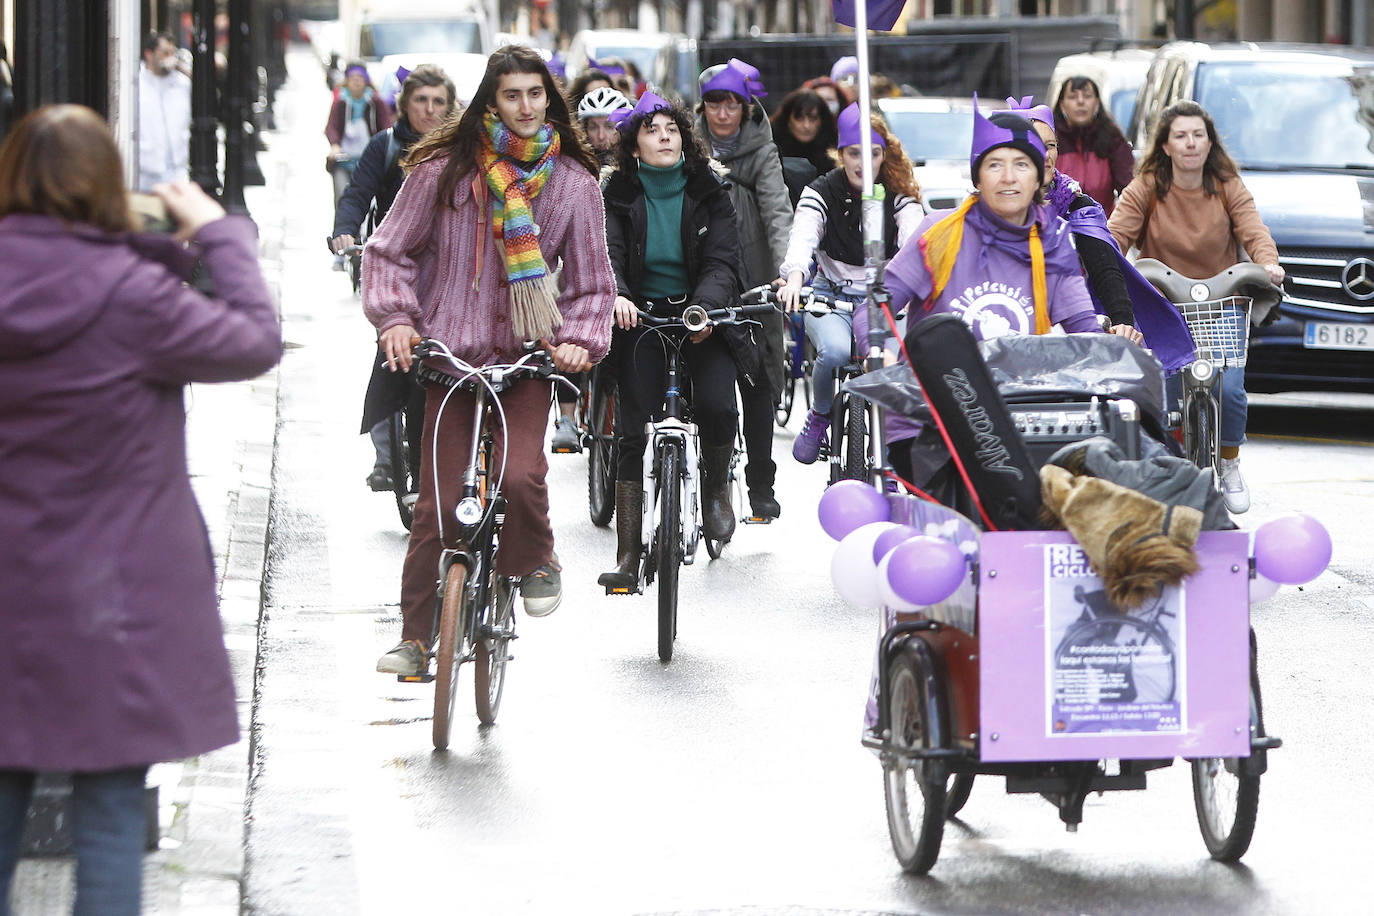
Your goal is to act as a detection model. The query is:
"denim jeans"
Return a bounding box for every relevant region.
[802,276,870,417]
[0,767,149,916]
[1165,364,1247,448]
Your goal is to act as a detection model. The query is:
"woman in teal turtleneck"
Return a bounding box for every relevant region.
[598,94,748,590]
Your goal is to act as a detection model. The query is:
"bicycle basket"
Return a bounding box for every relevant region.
[1177,296,1252,368]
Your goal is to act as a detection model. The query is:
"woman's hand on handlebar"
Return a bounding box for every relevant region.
[1108,324,1145,345]
[613,295,639,330]
[688,325,712,344]
[1263,262,1285,286]
[331,233,356,255]
[379,324,418,372]
[776,271,805,313]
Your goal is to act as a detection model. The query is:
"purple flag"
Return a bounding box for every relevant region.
[833,0,906,32]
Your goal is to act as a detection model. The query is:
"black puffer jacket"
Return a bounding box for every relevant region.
[603,161,762,384]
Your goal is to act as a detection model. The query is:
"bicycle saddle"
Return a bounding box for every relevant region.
[1134,259,1282,325]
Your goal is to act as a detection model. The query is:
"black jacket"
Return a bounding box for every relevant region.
[332,118,420,239]
[602,162,762,384]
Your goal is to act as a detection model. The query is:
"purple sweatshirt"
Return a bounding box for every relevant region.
[881,197,1100,444]
[885,197,1101,338]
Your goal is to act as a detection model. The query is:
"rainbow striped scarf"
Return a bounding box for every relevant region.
[918,193,1051,335]
[478,112,563,339]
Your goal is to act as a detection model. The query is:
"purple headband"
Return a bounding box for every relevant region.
[547,52,566,81]
[830,56,859,82]
[588,56,627,78]
[836,102,884,151]
[608,90,672,132]
[344,64,368,79]
[395,65,412,86]
[1004,95,1054,128]
[700,58,767,100]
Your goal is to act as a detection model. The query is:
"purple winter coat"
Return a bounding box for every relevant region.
[0,214,281,771]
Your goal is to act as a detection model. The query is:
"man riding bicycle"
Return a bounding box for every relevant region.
[363,47,616,676]
[330,64,456,493]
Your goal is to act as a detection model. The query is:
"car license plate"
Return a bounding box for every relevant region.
[1304,322,1374,350]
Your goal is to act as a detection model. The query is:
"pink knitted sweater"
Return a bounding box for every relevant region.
[362,153,616,364]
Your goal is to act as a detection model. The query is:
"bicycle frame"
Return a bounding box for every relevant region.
[639,343,702,571]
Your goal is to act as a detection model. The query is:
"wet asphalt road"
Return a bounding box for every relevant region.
[241,58,1374,916]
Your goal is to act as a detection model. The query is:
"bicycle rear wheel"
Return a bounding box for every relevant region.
[657,443,681,663]
[587,376,616,527]
[432,562,468,750]
[474,576,515,725]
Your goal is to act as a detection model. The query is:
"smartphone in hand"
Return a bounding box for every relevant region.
[130,192,176,234]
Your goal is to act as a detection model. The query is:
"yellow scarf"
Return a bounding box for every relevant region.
[918,193,1051,335]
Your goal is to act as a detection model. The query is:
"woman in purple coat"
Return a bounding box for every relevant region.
[0,106,281,913]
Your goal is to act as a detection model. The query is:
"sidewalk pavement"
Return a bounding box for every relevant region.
[9,96,291,916]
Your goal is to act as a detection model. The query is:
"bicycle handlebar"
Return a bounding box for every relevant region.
[1135,259,1283,322]
[412,337,575,395]
[634,301,780,332]
[737,282,851,315]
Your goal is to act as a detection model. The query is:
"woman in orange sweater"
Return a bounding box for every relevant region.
[1108,100,1285,515]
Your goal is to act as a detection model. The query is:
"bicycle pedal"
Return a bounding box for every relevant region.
[551,445,582,454]
[742,515,773,525]
[396,673,435,684]
[603,584,640,596]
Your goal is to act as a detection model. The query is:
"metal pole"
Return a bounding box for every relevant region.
[222,0,247,213]
[188,0,217,194]
[852,0,891,490]
[1176,0,1195,39]
[110,0,139,189]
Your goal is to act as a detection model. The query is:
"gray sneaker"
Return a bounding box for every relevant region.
[376,639,426,675]
[550,416,582,453]
[520,557,563,617]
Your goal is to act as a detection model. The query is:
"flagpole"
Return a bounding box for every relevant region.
[851,0,890,491]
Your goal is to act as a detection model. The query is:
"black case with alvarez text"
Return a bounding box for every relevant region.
[903,314,1043,529]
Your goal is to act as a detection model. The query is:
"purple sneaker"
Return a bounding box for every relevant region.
[792,409,829,464]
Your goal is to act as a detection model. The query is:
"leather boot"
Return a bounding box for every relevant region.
[700,445,736,542]
[597,481,643,590]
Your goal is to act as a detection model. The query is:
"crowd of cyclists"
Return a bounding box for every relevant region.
[324,45,1284,677]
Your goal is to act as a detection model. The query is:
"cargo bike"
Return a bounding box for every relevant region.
[847,324,1295,875]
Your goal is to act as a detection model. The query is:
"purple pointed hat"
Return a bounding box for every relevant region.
[699,58,767,101]
[970,94,1046,180]
[609,90,672,132]
[1003,95,1054,127]
[836,102,884,150]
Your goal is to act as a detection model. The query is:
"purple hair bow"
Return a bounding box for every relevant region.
[608,91,672,132]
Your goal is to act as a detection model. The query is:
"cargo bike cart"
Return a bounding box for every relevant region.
[840,331,1327,876]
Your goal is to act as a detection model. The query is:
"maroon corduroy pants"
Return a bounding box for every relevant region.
[399,379,554,644]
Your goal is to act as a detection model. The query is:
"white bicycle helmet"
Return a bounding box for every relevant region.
[578,86,632,120]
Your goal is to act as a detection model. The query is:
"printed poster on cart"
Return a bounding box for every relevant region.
[1043,543,1187,737]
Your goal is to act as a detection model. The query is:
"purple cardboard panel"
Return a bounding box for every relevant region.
[978,530,1251,762]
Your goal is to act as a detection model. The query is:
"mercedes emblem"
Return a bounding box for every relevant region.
[1342,257,1374,301]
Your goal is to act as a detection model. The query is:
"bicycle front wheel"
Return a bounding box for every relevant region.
[587,377,617,527]
[883,648,947,874]
[474,576,516,726]
[844,397,870,481]
[776,349,795,427]
[432,562,468,750]
[1184,389,1219,475]
[387,412,415,531]
[657,443,681,663]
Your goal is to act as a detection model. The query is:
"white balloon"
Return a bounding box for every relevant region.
[830,521,898,607]
[876,549,921,612]
[1249,572,1281,605]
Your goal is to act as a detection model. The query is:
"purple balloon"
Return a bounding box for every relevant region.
[886,536,967,606]
[817,479,891,540]
[873,524,922,564]
[1254,513,1332,585]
